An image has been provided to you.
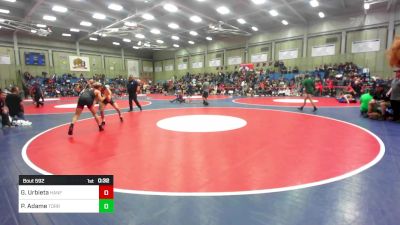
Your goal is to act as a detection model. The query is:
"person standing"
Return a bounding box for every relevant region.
[202,79,210,106]
[298,74,318,112]
[32,83,44,108]
[68,82,104,135]
[386,69,400,121]
[127,76,142,111]
[99,85,123,125]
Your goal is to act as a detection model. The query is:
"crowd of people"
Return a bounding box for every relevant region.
[360,69,400,122]
[21,72,129,99]
[1,60,399,128]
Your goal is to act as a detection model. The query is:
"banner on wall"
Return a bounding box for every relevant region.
[165,65,174,71]
[311,44,335,57]
[209,59,221,67]
[278,49,299,60]
[155,66,163,72]
[250,53,268,63]
[0,55,11,64]
[192,61,203,69]
[127,60,139,77]
[143,66,153,72]
[69,56,90,71]
[178,63,188,70]
[352,39,380,53]
[228,56,242,65]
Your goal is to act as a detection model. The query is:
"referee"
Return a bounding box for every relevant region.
[127,76,142,112]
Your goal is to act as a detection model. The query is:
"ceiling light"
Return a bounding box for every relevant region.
[237,18,246,24]
[156,40,164,44]
[309,0,319,7]
[43,15,56,21]
[252,26,258,31]
[133,46,140,49]
[151,28,161,34]
[0,9,9,14]
[163,3,178,12]
[70,28,80,32]
[99,33,107,37]
[113,42,120,46]
[93,13,106,20]
[188,41,195,45]
[62,33,71,37]
[197,0,206,2]
[110,28,119,32]
[251,0,266,4]
[3,0,16,2]
[30,29,37,33]
[144,43,150,47]
[124,21,137,27]
[206,36,212,41]
[173,44,180,48]
[52,5,68,13]
[364,3,370,9]
[137,41,142,46]
[168,23,179,29]
[189,31,198,36]
[269,10,278,17]
[190,15,202,23]
[171,35,180,40]
[89,37,98,41]
[0,26,2,29]
[108,3,123,11]
[0,19,5,22]
[216,6,230,15]
[123,38,131,43]
[282,20,288,25]
[142,13,154,20]
[318,12,325,18]
[80,21,92,26]
[36,24,46,28]
[135,33,145,39]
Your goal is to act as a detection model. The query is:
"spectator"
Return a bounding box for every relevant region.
[368,84,391,120]
[0,88,12,127]
[386,69,400,121]
[360,90,373,116]
[5,86,25,120]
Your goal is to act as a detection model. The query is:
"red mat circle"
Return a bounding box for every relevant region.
[234,97,359,108]
[23,108,383,195]
[24,100,151,115]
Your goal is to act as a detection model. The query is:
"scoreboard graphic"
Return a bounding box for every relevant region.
[19,175,114,213]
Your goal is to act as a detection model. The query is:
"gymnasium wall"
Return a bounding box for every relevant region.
[0,32,153,88]
[153,8,398,82]
[1,6,400,88]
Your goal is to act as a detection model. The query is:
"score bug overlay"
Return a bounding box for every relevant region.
[19,175,114,213]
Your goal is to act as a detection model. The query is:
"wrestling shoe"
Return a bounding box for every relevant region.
[68,124,74,135]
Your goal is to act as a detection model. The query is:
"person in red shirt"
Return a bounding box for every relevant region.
[315,81,323,96]
[327,78,334,96]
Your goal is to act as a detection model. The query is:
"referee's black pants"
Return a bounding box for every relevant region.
[391,100,400,121]
[129,93,142,111]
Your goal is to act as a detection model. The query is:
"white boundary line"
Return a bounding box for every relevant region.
[232,98,360,108]
[24,101,152,116]
[21,107,385,196]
